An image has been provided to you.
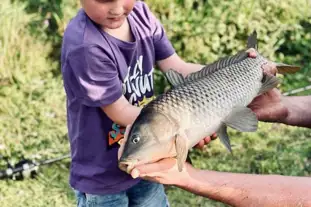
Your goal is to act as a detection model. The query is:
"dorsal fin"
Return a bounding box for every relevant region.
[247,30,258,50]
[186,51,249,82]
[165,31,257,87]
[165,51,249,87]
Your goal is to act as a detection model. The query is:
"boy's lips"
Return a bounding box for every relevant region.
[108,15,124,22]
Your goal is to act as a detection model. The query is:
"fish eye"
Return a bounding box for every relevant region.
[132,135,140,144]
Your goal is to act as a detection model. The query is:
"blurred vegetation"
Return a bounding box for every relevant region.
[0,0,310,206]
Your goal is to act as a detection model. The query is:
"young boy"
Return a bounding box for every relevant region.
[60,0,256,206]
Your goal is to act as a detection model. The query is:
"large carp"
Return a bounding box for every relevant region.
[119,31,300,173]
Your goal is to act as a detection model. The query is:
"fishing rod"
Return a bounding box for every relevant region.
[0,154,70,180]
[282,84,311,96]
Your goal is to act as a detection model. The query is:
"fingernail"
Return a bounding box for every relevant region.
[131,169,140,179]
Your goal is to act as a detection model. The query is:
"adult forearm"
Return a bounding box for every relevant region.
[178,168,311,207]
[282,96,311,128]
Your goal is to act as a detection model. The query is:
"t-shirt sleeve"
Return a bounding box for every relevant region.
[140,2,175,61]
[152,18,175,61]
[66,45,123,107]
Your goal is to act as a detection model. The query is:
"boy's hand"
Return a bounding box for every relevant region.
[247,48,277,75]
[247,48,257,58]
[117,125,131,161]
[245,48,286,122]
[194,133,217,150]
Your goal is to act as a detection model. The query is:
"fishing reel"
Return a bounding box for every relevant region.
[0,157,39,180]
[0,154,70,181]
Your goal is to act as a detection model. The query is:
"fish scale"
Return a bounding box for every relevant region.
[119,31,301,173]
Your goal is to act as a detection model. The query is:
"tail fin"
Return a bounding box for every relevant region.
[246,31,301,74]
[275,63,301,74]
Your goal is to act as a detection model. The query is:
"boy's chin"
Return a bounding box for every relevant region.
[103,18,126,30]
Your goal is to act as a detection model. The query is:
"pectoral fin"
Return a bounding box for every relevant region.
[174,134,188,172]
[217,124,232,153]
[224,106,258,132]
[165,69,185,87]
[275,62,301,74]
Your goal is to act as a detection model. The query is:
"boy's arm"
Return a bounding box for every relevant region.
[101,96,141,127]
[156,49,262,77]
[67,45,141,127]
[157,53,204,76]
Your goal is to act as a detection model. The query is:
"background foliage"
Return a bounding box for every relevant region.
[0,0,310,206]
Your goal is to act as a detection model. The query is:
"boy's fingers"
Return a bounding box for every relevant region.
[246,48,257,58]
[124,124,132,140]
[262,62,277,76]
[118,124,132,160]
[211,133,218,140]
[203,136,211,144]
[194,140,205,149]
[117,141,125,160]
[246,48,277,76]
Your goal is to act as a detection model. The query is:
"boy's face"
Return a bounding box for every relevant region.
[81,0,136,29]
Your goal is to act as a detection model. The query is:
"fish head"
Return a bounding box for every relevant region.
[118,109,178,173]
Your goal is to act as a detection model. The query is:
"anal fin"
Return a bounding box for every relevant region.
[186,154,192,165]
[218,124,232,153]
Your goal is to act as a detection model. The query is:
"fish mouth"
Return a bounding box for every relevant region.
[118,157,165,175]
[118,159,139,174]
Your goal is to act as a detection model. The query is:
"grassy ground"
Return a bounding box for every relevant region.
[1,1,310,206]
[0,123,310,207]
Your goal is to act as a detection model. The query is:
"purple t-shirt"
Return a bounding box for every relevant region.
[61,2,175,194]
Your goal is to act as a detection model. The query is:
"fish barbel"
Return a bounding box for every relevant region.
[118,31,300,173]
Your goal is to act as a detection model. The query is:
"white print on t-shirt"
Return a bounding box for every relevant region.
[122,55,154,105]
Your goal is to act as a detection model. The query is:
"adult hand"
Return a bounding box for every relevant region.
[130,157,193,186]
[248,88,289,123]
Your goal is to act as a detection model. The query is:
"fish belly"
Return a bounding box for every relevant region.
[178,109,225,148]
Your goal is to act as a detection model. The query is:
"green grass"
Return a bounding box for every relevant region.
[1,0,310,206]
[0,162,75,207]
[0,123,310,207]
